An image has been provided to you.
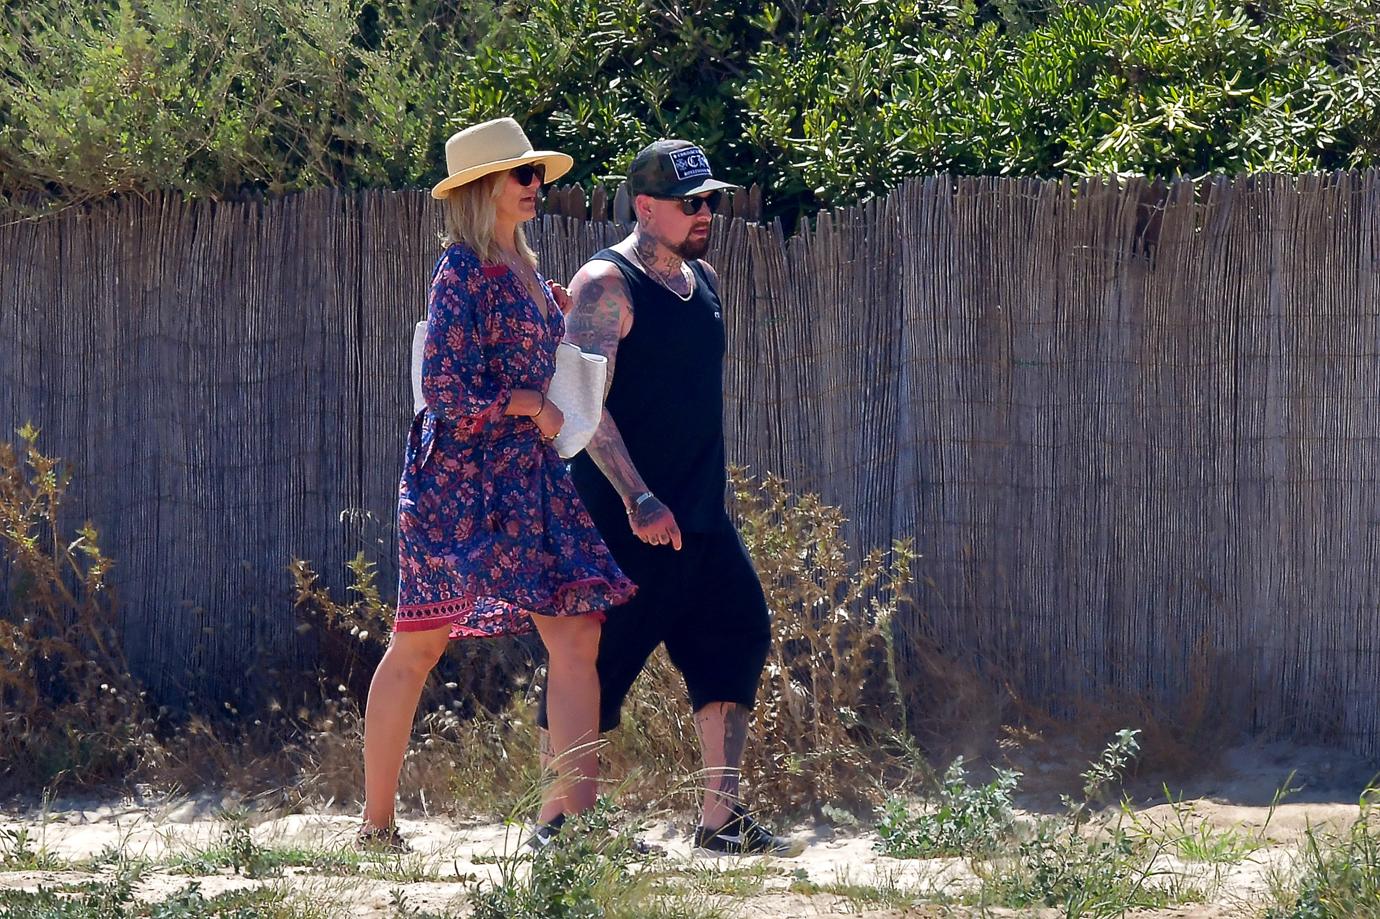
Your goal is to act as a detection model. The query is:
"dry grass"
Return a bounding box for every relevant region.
[995,633,1239,797]
[0,425,166,790]
[284,467,922,820]
[0,423,1033,825]
[729,470,917,813]
[0,425,1220,836]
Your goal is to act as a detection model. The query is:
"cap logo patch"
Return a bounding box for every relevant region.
[670,147,712,181]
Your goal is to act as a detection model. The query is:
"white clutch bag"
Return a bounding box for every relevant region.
[410,322,605,459]
[411,320,429,415]
[548,340,607,458]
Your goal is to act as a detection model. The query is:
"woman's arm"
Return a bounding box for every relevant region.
[421,249,549,427]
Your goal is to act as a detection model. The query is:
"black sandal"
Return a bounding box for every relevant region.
[355,822,412,854]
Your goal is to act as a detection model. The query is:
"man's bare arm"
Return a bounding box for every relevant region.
[566,264,647,503]
[565,262,629,396]
[566,262,680,541]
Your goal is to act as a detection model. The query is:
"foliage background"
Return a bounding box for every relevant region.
[3,0,1379,224]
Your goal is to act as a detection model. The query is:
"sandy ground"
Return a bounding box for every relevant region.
[0,739,1375,917]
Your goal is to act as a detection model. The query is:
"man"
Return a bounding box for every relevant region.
[534,140,801,856]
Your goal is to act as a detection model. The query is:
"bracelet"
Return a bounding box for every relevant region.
[533,393,547,420]
[626,491,655,515]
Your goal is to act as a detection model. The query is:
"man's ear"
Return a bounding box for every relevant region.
[633,193,654,224]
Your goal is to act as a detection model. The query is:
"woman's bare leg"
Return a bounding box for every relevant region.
[530,614,602,822]
[362,627,451,830]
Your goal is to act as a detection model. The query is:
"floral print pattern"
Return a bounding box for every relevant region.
[395,243,635,638]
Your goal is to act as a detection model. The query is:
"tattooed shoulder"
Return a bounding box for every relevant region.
[567,261,633,355]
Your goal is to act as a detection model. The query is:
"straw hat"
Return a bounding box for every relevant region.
[430,118,573,199]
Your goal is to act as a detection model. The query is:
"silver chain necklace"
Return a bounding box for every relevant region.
[628,247,694,302]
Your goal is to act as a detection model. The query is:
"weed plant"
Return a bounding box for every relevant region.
[874,757,1021,857]
[0,874,332,919]
[0,425,164,789]
[468,800,727,919]
[1267,787,1380,919]
[872,729,1196,915]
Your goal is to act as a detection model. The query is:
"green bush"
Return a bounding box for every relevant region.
[3,0,1379,223]
[742,0,1380,209]
[0,0,768,203]
[874,757,1022,857]
[876,730,1180,916]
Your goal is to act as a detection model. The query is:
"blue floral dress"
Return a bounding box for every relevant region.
[396,243,635,638]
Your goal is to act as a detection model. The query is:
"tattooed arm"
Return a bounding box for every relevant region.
[565,260,683,550]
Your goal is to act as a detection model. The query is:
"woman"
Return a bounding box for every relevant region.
[358,118,635,850]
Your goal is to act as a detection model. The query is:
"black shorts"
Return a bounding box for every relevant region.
[537,521,771,733]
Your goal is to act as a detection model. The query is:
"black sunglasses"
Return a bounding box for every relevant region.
[509,163,547,186]
[654,190,724,216]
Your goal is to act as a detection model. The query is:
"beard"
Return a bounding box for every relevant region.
[672,229,711,260]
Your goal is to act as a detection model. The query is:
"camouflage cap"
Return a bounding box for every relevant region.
[626,140,739,198]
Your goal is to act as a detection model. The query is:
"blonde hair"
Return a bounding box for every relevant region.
[440,171,538,269]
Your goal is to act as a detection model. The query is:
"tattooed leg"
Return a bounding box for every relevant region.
[694,702,750,831]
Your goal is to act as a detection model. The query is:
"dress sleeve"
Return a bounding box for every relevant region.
[421,249,512,429]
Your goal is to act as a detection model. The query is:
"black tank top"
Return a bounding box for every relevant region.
[568,248,731,532]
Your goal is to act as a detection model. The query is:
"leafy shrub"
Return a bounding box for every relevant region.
[874,757,1022,857]
[742,0,1380,212]
[0,0,770,206]
[3,0,1379,224]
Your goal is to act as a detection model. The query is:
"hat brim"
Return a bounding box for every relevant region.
[430,150,574,199]
[655,177,740,198]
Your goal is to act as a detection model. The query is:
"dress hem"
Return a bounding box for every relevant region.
[394,575,635,637]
